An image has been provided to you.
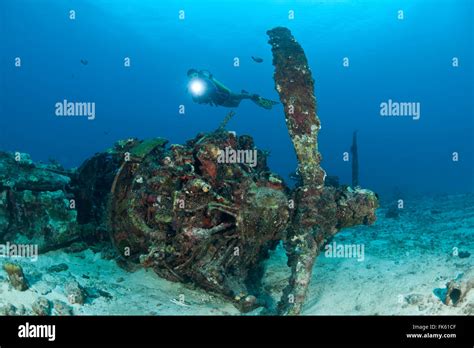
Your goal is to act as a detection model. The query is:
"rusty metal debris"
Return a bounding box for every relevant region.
[0,27,379,315]
[74,132,290,312]
[267,27,378,315]
[0,152,79,252]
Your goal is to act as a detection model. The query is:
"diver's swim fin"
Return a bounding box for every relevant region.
[252,96,279,110]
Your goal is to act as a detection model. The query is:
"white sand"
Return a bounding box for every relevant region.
[0,193,472,315]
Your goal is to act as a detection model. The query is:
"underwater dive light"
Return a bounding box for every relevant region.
[189,78,206,97]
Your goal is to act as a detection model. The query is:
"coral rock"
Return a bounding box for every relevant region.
[64,280,86,305]
[0,152,79,251]
[53,300,74,316]
[3,262,29,291]
[444,271,474,306]
[32,297,52,316]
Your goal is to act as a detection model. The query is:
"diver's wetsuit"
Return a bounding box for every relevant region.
[188,69,278,110]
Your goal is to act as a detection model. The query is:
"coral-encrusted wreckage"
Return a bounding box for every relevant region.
[103,133,290,311]
[0,27,379,314]
[0,152,80,251]
[267,27,378,314]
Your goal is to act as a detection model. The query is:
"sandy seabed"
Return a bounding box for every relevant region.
[1,193,472,316]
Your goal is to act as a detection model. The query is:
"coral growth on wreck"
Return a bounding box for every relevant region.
[100,131,289,311]
[0,27,380,315]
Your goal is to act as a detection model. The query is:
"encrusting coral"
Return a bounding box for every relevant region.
[0,152,79,251]
[267,27,378,315]
[0,27,379,315]
[3,262,29,291]
[106,131,290,311]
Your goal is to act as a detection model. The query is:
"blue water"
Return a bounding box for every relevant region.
[1,0,473,197]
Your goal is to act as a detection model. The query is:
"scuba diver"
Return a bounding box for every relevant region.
[187,69,279,110]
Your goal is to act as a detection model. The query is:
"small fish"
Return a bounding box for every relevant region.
[251,56,263,63]
[80,59,88,66]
